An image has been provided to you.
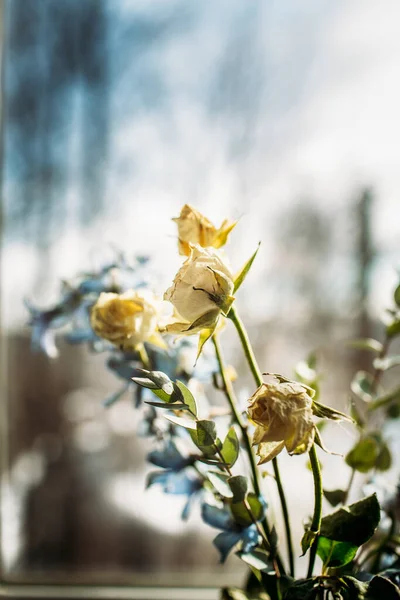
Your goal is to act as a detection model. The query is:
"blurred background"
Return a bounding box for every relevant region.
[1,0,400,589]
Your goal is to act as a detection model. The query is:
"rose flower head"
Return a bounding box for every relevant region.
[173,204,237,256]
[248,378,316,465]
[90,289,165,351]
[164,244,234,336]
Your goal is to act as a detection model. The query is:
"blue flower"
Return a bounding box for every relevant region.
[201,502,260,562]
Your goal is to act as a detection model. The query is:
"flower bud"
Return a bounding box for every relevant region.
[248,379,315,464]
[164,244,234,334]
[173,204,236,256]
[90,289,164,350]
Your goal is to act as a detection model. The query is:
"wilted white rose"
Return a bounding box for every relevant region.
[164,244,234,334]
[90,289,165,350]
[173,204,237,256]
[248,379,315,464]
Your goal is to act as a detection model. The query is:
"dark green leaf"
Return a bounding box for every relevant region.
[319,493,380,546]
[144,400,188,410]
[233,243,260,293]
[300,529,317,556]
[366,575,400,599]
[395,284,400,308]
[228,475,248,503]
[323,489,347,507]
[221,427,240,468]
[175,380,198,416]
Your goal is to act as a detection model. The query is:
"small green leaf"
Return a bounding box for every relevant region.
[348,338,384,354]
[394,284,400,308]
[175,380,198,416]
[300,529,317,556]
[195,324,217,363]
[351,371,376,403]
[236,549,270,573]
[345,437,380,473]
[231,492,264,527]
[164,414,197,429]
[144,400,188,410]
[228,475,248,503]
[233,243,260,293]
[207,472,233,498]
[373,356,400,371]
[196,420,217,446]
[221,427,240,468]
[323,489,347,507]
[386,319,400,339]
[376,442,392,471]
[197,456,229,467]
[312,400,353,422]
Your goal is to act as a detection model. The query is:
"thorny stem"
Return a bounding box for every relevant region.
[227,304,295,578]
[212,334,285,577]
[307,444,323,578]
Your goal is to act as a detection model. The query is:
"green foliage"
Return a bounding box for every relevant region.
[349,338,384,354]
[231,493,264,527]
[190,420,221,457]
[323,488,347,507]
[228,475,248,503]
[233,243,260,293]
[317,494,381,569]
[221,426,240,468]
[207,472,233,498]
[346,434,392,473]
[351,371,377,403]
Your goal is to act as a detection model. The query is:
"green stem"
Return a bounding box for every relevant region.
[307,444,323,578]
[228,304,295,578]
[212,334,285,577]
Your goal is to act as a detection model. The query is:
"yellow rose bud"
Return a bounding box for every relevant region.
[248,379,315,465]
[164,244,234,335]
[90,289,165,351]
[173,204,237,256]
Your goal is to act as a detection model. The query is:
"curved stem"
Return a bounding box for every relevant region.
[307,444,323,578]
[227,304,295,578]
[212,334,285,576]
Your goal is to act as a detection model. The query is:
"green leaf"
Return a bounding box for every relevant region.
[221,427,240,468]
[351,371,376,403]
[221,588,250,600]
[236,549,270,573]
[131,369,186,404]
[323,489,347,507]
[196,420,217,446]
[312,400,353,423]
[373,356,400,371]
[228,475,248,503]
[369,385,400,411]
[320,493,381,545]
[144,400,188,410]
[395,284,400,308]
[195,324,217,363]
[164,414,197,429]
[207,472,233,498]
[317,537,358,569]
[386,319,400,339]
[300,529,317,556]
[345,437,380,473]
[233,243,260,293]
[231,492,264,527]
[348,338,384,354]
[366,575,400,599]
[175,380,198,416]
[376,442,392,471]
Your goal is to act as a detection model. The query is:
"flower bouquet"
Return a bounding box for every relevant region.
[27,205,400,599]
